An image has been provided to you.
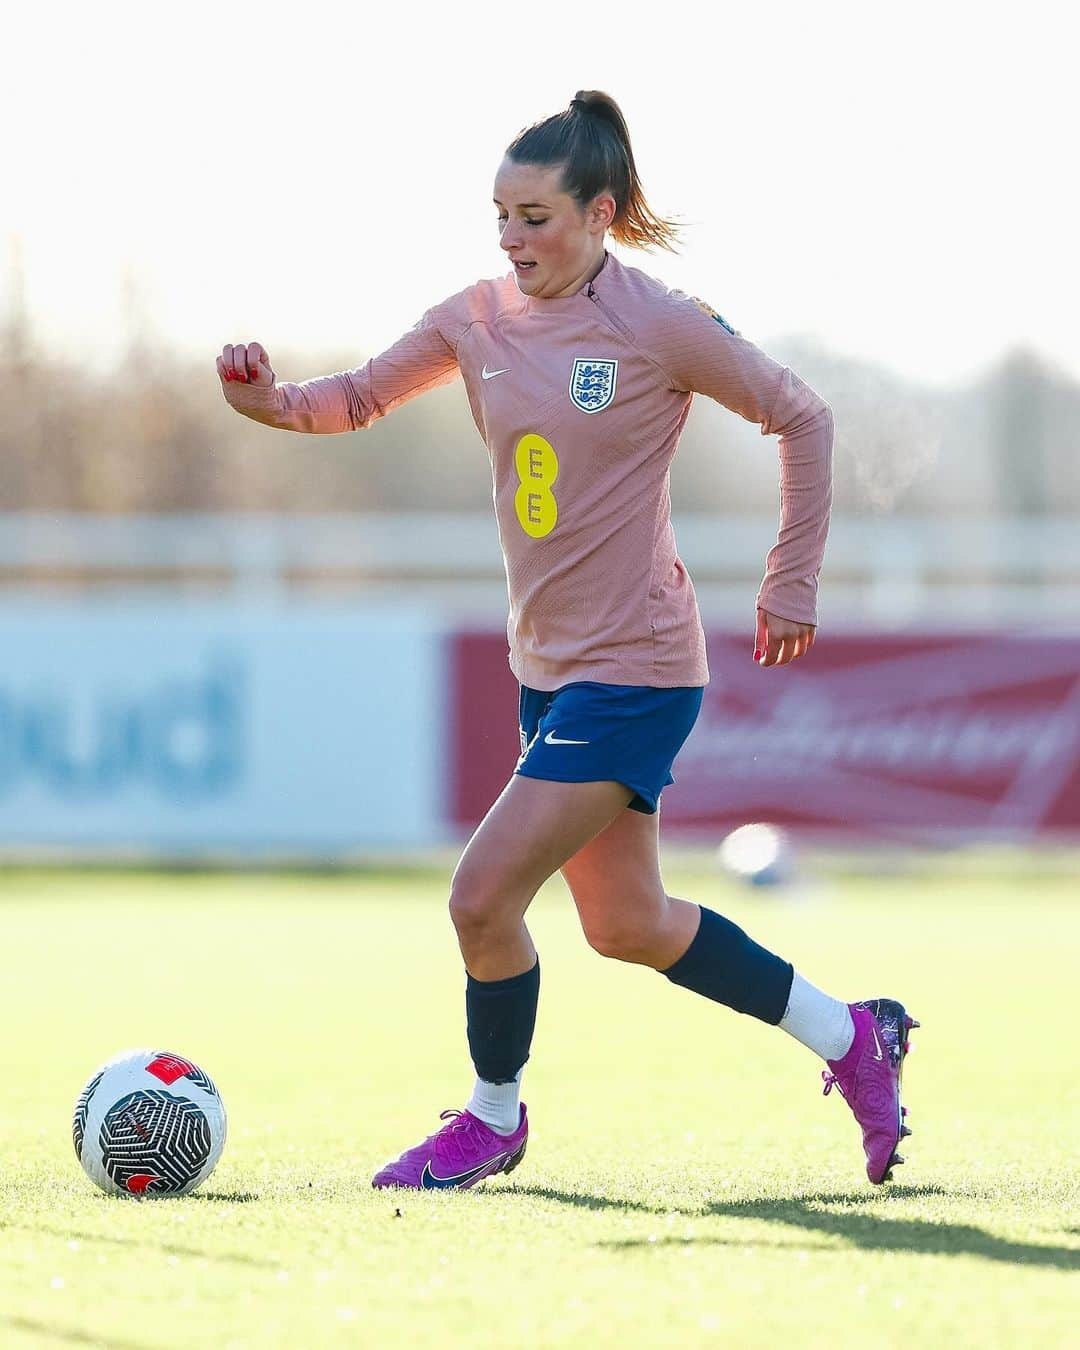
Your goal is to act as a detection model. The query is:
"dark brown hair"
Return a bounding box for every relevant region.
[505,90,681,253]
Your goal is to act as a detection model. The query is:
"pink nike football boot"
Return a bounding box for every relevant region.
[372,1105,529,1191]
[822,999,919,1184]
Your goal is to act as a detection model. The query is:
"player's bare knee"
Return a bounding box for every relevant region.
[583,921,632,961]
[448,868,516,944]
[583,916,661,965]
[448,885,494,942]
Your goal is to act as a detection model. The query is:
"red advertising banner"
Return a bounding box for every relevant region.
[450,631,1080,841]
[449,631,521,828]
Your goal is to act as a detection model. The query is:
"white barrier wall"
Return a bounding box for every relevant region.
[0,602,445,856]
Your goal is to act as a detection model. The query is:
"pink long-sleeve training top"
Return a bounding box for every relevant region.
[222,250,833,691]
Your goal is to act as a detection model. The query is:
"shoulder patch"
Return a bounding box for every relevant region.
[691,296,738,336]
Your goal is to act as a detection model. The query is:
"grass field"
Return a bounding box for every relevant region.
[1,860,1078,1348]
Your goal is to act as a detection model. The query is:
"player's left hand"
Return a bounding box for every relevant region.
[754,608,815,667]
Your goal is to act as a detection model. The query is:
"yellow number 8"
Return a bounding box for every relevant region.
[514,433,559,538]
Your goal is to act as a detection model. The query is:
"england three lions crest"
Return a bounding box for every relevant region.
[569,358,618,414]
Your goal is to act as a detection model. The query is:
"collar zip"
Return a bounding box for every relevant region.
[584,277,633,340]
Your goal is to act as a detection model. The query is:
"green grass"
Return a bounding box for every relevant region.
[1,862,1077,1348]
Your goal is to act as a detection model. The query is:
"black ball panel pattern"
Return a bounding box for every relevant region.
[176,1065,218,1097]
[72,1071,104,1159]
[100,1090,212,1194]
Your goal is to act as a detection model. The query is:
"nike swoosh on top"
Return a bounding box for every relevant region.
[420,1155,506,1190]
[481,365,510,380]
[544,730,590,746]
[870,1026,884,1061]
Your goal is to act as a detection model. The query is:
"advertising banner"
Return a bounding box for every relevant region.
[0,603,444,854]
[450,631,1080,841]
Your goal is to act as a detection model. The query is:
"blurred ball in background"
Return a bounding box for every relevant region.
[717,823,794,888]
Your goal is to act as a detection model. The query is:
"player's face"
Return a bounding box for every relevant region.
[494,158,611,299]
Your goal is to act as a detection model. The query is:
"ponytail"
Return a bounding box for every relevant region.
[506,90,681,254]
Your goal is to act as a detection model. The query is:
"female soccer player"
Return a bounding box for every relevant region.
[218,91,916,1190]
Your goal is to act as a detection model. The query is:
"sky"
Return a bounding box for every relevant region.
[4,0,1076,388]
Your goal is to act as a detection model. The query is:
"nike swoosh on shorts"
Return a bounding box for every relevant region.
[481,365,510,379]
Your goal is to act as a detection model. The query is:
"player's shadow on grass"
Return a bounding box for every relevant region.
[501,1183,659,1214]
[0,1221,277,1269]
[696,1190,1080,1270]
[0,1314,151,1350]
[506,1185,1080,1272]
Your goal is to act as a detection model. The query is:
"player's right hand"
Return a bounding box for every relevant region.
[754,607,816,668]
[217,342,275,387]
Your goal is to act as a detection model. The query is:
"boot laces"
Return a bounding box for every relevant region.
[822,1069,850,1101]
[434,1109,484,1170]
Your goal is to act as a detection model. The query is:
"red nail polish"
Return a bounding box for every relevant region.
[224,370,233,381]
[753,649,761,660]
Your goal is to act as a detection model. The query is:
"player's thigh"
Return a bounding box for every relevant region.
[451,774,634,923]
[560,806,668,940]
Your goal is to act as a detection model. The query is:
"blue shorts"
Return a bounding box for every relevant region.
[515,681,705,815]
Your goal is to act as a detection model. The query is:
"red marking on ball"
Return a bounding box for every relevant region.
[146,1054,196,1085]
[126,1174,160,1195]
[124,1110,152,1141]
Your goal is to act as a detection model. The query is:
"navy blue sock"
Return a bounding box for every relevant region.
[465,958,540,1084]
[662,906,794,1025]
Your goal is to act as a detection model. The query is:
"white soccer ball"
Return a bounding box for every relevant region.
[72,1049,227,1197]
[716,823,793,887]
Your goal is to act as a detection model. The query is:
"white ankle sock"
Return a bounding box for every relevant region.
[465,1069,523,1135]
[779,972,855,1062]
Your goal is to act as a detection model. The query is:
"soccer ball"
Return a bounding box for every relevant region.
[72,1049,227,1197]
[716,823,793,887]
